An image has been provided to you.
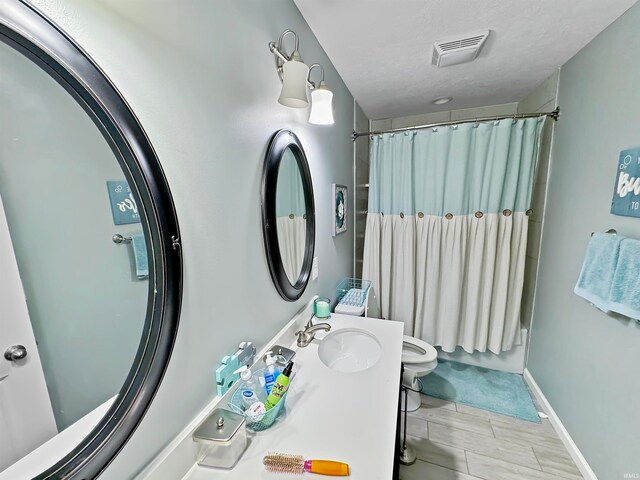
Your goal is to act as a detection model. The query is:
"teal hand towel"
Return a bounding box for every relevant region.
[131,233,149,279]
[608,238,640,320]
[574,233,622,312]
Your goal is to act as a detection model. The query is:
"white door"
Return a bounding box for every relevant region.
[0,194,57,471]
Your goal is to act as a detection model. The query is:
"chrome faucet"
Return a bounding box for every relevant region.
[295,315,331,347]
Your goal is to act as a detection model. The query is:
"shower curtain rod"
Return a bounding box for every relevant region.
[352,107,560,140]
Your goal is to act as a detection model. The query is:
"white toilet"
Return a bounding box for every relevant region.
[335,287,438,412]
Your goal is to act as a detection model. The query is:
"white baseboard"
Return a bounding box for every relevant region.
[523,369,598,480]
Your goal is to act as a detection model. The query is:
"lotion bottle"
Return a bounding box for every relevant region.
[263,352,281,395]
[234,366,266,409]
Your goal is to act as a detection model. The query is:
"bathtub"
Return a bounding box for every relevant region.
[436,327,528,374]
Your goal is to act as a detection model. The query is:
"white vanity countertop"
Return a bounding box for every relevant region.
[185,314,404,480]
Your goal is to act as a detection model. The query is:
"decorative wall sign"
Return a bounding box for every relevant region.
[106,180,141,225]
[611,148,640,218]
[332,184,347,236]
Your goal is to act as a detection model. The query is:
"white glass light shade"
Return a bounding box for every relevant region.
[308,83,334,125]
[278,53,309,108]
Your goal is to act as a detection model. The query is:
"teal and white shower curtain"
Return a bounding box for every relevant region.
[362,118,545,353]
[276,149,307,285]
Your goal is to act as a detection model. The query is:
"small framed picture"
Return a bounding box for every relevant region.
[332,184,347,236]
[106,180,140,225]
[611,147,640,218]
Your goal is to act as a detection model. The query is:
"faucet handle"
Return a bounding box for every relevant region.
[306,314,315,329]
[295,330,311,348]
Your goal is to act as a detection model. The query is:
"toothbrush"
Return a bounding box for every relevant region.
[263,452,350,476]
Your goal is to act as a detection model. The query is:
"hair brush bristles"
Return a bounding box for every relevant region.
[263,452,305,474]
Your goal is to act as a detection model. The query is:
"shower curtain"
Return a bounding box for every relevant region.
[276,149,306,284]
[362,118,545,354]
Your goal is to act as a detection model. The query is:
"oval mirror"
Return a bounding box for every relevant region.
[262,130,315,301]
[0,3,181,479]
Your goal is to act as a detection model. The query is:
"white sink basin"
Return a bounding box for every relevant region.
[317,328,382,373]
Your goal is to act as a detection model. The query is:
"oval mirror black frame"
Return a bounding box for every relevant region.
[0,2,182,478]
[261,130,315,301]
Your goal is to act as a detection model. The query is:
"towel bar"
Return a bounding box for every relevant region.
[590,228,617,237]
[112,233,132,244]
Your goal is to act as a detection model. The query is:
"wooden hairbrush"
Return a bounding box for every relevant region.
[263,452,350,476]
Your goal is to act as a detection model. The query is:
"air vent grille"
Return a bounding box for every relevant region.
[432,30,490,68]
[438,35,486,51]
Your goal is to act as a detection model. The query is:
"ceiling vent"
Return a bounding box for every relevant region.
[432,30,490,68]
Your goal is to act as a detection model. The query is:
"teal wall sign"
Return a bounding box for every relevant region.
[332,184,347,236]
[611,148,640,218]
[106,180,141,225]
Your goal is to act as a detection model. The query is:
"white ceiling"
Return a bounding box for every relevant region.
[294,0,638,119]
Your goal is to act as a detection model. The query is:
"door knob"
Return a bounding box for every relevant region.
[4,345,28,362]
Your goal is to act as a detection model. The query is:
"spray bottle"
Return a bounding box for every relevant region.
[265,361,293,411]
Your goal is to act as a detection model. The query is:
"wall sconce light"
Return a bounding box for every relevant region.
[269,30,309,108]
[269,29,334,125]
[308,64,334,125]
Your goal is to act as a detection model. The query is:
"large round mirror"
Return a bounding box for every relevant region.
[262,130,315,301]
[0,38,146,472]
[0,3,181,479]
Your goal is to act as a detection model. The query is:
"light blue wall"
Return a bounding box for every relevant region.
[29,0,355,477]
[528,3,640,478]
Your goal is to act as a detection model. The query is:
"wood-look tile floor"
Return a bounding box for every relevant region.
[399,395,584,480]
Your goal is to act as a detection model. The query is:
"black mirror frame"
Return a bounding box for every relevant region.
[0,1,182,479]
[261,130,315,301]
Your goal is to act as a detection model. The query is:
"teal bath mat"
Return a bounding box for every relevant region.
[421,360,541,423]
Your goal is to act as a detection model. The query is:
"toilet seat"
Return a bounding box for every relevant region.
[401,336,438,412]
[401,335,437,365]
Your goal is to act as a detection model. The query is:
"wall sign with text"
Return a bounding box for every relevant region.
[611,148,640,218]
[332,183,347,236]
[106,180,140,225]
